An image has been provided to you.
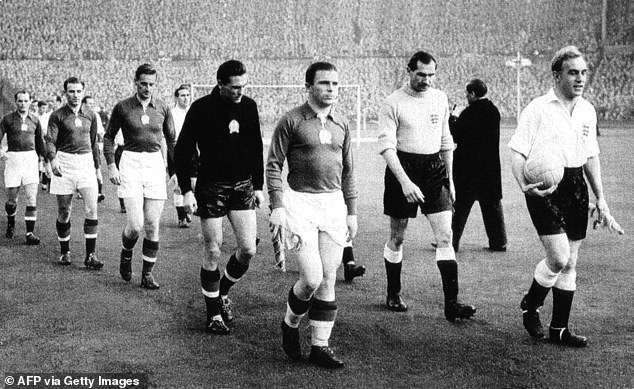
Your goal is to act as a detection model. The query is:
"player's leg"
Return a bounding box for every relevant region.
[5,186,19,239]
[200,216,230,334]
[173,185,188,228]
[342,240,365,282]
[139,198,165,289]
[548,238,586,346]
[55,194,74,265]
[308,231,345,368]
[281,230,322,361]
[78,185,102,269]
[384,217,409,311]
[219,209,257,323]
[520,233,569,338]
[451,191,475,252]
[428,210,476,321]
[119,195,144,281]
[22,183,40,245]
[480,198,507,251]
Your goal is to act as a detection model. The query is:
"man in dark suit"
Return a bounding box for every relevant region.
[449,78,507,252]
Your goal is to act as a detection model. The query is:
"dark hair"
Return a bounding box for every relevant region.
[14,90,30,101]
[551,46,584,72]
[305,62,337,85]
[81,95,93,104]
[135,63,157,80]
[407,51,437,71]
[174,83,191,97]
[466,79,488,98]
[63,77,85,91]
[216,60,246,84]
[38,101,48,108]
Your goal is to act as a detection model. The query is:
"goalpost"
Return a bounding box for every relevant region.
[191,84,364,148]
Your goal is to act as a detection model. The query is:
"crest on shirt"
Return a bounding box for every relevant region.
[319,129,332,144]
[21,123,28,132]
[75,118,83,128]
[229,120,240,134]
[430,114,439,124]
[582,124,590,137]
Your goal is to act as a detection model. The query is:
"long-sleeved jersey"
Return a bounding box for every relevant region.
[175,86,263,194]
[45,105,100,168]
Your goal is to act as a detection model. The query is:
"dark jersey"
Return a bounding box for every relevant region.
[45,105,100,168]
[174,86,263,194]
[0,111,45,155]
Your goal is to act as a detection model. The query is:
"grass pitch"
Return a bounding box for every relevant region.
[1,125,633,388]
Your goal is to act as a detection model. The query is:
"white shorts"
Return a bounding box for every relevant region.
[283,188,348,248]
[118,150,167,200]
[4,151,39,188]
[49,152,97,195]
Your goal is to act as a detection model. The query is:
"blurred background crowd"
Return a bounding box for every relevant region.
[0,0,632,126]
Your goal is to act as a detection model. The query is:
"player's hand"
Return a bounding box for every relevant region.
[591,198,624,234]
[401,180,425,204]
[254,190,264,208]
[269,207,287,241]
[346,215,358,240]
[183,191,197,215]
[50,158,62,177]
[167,174,178,190]
[108,163,121,185]
[522,182,556,197]
[44,162,52,179]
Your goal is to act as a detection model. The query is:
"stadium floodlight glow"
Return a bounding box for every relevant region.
[505,52,532,123]
[191,84,363,148]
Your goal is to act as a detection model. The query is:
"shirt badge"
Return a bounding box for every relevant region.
[319,129,332,144]
[141,114,150,125]
[21,123,28,132]
[582,124,590,137]
[229,120,240,134]
[74,118,83,128]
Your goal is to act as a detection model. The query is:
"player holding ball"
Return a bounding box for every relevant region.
[509,45,624,347]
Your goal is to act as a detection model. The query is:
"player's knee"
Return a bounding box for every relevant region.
[143,221,160,237]
[300,275,322,294]
[57,207,71,222]
[434,229,452,247]
[390,235,405,248]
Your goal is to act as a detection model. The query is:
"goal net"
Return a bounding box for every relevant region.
[191,84,363,146]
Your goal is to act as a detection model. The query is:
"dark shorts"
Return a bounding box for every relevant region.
[195,179,256,219]
[383,151,453,218]
[525,167,588,240]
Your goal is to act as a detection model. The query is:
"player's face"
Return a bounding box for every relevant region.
[135,73,157,101]
[466,90,477,105]
[176,89,191,108]
[15,93,31,114]
[219,75,248,104]
[554,57,587,100]
[64,83,84,109]
[408,61,436,92]
[38,104,48,115]
[307,70,339,108]
[83,97,95,112]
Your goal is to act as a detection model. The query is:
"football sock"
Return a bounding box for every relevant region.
[6,202,16,227]
[141,239,159,275]
[201,267,221,320]
[342,245,355,265]
[219,253,249,297]
[84,218,98,254]
[526,259,560,309]
[309,299,337,347]
[176,206,186,221]
[285,286,313,328]
[551,288,574,329]
[436,259,459,302]
[384,244,403,295]
[25,206,36,234]
[56,220,71,254]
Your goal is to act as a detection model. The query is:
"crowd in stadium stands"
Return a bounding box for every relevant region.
[0,0,632,122]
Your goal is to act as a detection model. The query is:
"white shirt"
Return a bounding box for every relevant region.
[378,84,453,155]
[508,89,599,168]
[170,105,189,138]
